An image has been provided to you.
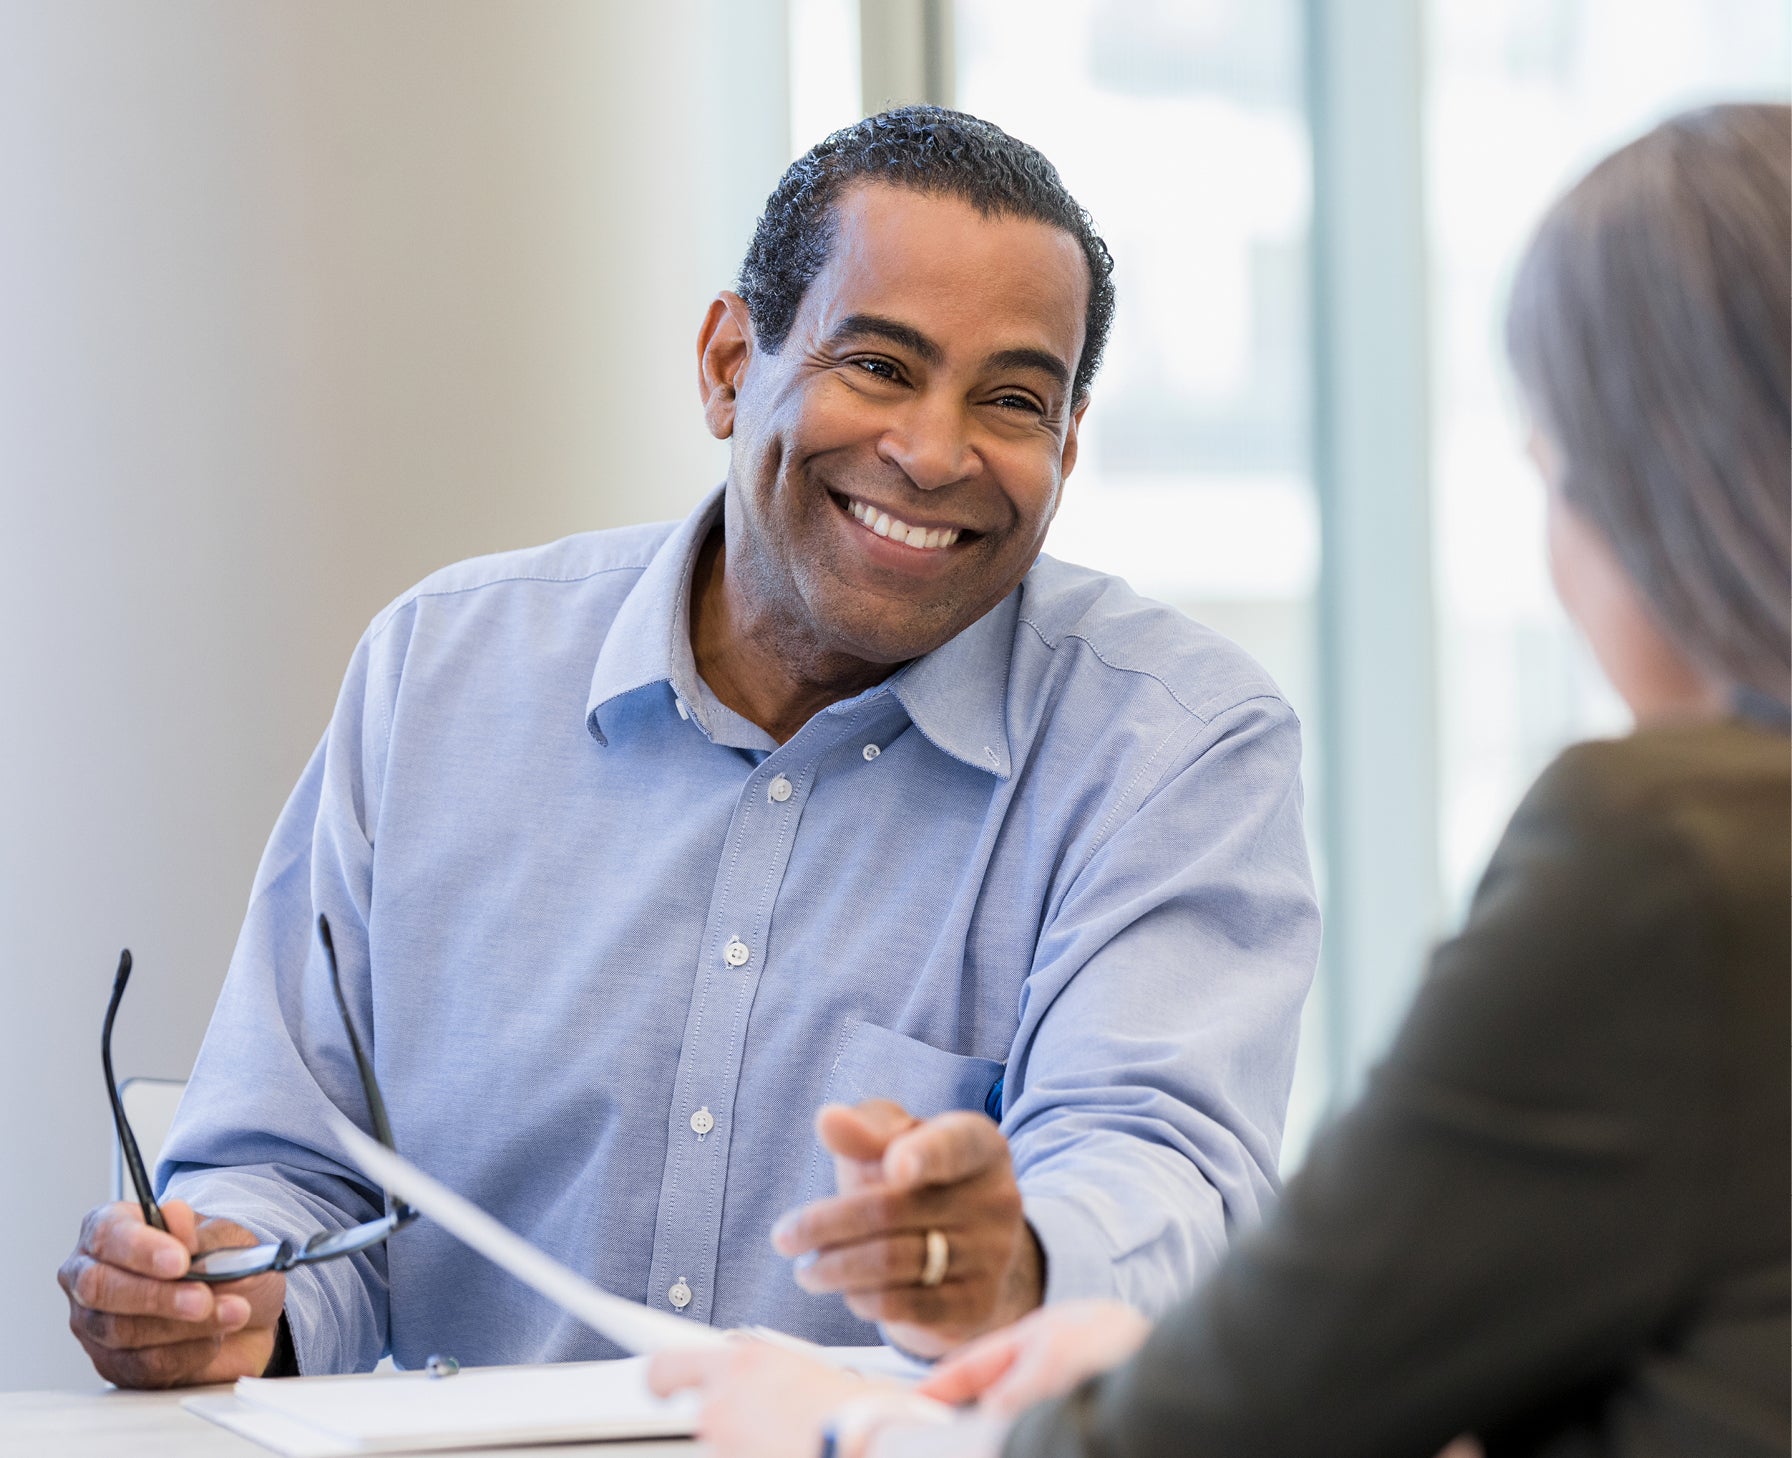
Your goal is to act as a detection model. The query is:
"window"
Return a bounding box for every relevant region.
[788,0,862,160]
[954,0,1330,1157]
[1427,0,1792,909]
[785,0,1790,1168]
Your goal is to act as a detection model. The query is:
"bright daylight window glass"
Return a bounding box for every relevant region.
[952,0,1328,1161]
[788,0,862,161]
[1427,0,1792,912]
[784,0,1789,1173]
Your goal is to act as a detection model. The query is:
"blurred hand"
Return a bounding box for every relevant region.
[771,1099,1042,1357]
[917,1298,1150,1416]
[58,1199,286,1388]
[649,1339,893,1458]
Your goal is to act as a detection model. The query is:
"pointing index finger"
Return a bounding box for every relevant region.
[772,1182,933,1256]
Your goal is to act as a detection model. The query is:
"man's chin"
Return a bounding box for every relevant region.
[800,556,1021,667]
[817,610,971,669]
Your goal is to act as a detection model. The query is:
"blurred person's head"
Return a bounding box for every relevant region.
[1506,102,1791,723]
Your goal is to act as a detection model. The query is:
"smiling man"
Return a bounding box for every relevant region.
[60,108,1318,1385]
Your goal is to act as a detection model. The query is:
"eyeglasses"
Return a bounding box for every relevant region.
[103,913,417,1283]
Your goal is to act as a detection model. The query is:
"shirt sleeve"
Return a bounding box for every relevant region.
[158,620,403,1376]
[1004,745,1719,1458]
[1004,693,1320,1315]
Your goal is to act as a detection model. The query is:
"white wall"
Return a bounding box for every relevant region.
[0,0,788,1391]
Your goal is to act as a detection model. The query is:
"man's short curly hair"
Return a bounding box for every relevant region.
[737,106,1116,404]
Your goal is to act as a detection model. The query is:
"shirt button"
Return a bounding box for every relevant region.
[675,698,690,721]
[723,937,750,967]
[668,1278,692,1310]
[690,1106,715,1137]
[768,775,793,803]
[862,743,881,761]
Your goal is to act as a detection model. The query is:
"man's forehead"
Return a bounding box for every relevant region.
[800,182,1090,364]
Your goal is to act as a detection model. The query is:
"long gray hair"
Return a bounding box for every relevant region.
[1506,102,1791,708]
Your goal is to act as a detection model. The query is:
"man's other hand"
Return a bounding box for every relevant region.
[59,1200,285,1388]
[770,1099,1043,1357]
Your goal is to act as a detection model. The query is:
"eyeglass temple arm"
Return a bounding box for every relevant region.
[318,914,413,1220]
[104,950,168,1233]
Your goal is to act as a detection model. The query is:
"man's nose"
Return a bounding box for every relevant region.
[876,397,981,491]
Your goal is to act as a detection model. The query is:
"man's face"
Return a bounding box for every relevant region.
[704,183,1090,667]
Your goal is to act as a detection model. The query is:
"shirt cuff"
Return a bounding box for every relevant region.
[1023,1193,1121,1306]
[161,1173,376,1375]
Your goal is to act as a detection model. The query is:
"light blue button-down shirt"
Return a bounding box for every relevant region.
[160,485,1318,1374]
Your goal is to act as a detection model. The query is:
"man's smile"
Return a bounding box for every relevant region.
[832,491,977,552]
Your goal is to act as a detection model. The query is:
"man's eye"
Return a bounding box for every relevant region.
[851,358,902,382]
[992,393,1044,414]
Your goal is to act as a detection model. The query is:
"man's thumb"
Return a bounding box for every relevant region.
[160,1199,202,1253]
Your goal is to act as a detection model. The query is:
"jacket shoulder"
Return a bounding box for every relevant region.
[1521,723,1790,846]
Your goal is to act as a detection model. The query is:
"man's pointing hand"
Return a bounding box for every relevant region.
[770,1098,1044,1358]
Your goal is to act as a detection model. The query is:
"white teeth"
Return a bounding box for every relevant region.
[843,497,961,551]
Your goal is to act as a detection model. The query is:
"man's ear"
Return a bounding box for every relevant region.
[697,291,754,441]
[1059,398,1090,481]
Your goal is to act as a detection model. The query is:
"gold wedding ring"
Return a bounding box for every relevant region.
[919,1228,949,1287]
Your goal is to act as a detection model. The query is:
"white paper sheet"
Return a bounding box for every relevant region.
[330,1116,728,1356]
[235,1119,942,1457]
[186,1349,931,1457]
[184,1392,360,1458]
[184,1359,696,1456]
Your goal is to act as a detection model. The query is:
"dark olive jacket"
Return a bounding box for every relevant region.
[1011,720,1790,1458]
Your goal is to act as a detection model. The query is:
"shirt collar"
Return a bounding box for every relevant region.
[886,589,1017,779]
[586,481,1016,778]
[585,484,724,746]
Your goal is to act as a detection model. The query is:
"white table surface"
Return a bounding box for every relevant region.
[0,1385,704,1458]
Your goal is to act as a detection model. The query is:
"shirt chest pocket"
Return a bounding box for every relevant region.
[801,1019,1006,1203]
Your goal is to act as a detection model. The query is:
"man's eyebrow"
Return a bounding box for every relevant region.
[825,314,942,364]
[986,347,1071,390]
[826,315,1073,391]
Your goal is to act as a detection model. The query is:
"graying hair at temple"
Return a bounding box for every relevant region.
[1505,101,1792,707]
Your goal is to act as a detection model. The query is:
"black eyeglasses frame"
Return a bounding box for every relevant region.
[102,913,417,1284]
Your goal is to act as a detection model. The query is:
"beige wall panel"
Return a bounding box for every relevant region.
[0,0,787,1390]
